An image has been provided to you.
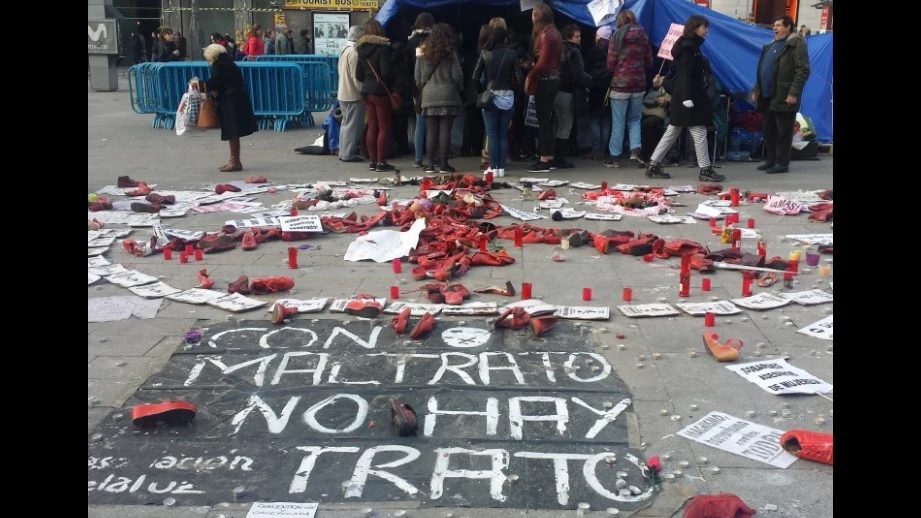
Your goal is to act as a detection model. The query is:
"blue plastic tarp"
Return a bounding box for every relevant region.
[376,0,832,142]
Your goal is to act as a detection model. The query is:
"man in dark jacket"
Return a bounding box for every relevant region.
[751,15,810,174]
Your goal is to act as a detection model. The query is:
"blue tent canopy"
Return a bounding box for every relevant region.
[376,0,833,142]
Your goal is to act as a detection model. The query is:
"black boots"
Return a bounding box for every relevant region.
[552,139,574,169]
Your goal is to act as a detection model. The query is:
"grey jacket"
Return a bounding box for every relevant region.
[414,52,464,110]
[275,33,292,55]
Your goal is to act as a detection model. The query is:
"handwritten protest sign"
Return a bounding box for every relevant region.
[246,502,318,518]
[678,412,798,468]
[657,23,684,60]
[725,359,833,395]
[763,196,804,215]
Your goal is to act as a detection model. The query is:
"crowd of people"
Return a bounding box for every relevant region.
[331,9,809,181]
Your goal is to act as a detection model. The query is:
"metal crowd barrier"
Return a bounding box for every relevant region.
[126,61,328,132]
[254,54,339,94]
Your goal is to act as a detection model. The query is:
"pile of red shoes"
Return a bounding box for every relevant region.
[227,275,295,295]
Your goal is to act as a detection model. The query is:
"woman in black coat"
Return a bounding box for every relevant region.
[191,44,258,172]
[645,15,725,182]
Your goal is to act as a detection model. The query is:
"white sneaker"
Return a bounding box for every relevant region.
[497,168,505,177]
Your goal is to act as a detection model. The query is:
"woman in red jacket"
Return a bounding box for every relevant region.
[524,3,561,174]
[243,25,265,58]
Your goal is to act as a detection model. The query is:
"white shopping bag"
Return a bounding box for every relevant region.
[524,95,538,128]
[176,82,204,136]
[175,93,189,136]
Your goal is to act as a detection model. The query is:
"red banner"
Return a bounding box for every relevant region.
[819,7,829,31]
[695,0,710,7]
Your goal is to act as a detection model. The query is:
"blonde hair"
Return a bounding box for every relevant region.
[488,17,507,30]
[203,43,227,63]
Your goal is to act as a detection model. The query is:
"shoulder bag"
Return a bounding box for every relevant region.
[476,49,509,110]
[413,59,439,115]
[366,58,402,111]
[197,82,220,129]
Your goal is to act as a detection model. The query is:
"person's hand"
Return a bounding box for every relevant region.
[652,75,663,88]
[172,50,180,56]
[750,91,757,101]
[656,96,667,106]
[785,95,797,105]
[682,100,694,108]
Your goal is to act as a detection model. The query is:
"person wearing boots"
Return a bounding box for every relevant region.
[645,15,725,182]
[192,44,258,172]
[356,20,398,172]
[414,23,464,173]
[751,15,811,174]
[553,24,589,170]
[524,3,562,174]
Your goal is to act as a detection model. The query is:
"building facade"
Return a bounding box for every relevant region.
[706,0,832,33]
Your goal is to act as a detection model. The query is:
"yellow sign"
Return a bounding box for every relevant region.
[274,12,286,25]
[284,0,379,9]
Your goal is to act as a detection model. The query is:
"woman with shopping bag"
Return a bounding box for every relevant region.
[190,44,258,172]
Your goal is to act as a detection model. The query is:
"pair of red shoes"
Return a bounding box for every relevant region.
[407,282,470,305]
[228,275,295,296]
[390,308,436,339]
[344,293,383,318]
[494,308,556,336]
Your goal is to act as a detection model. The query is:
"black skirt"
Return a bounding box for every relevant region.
[218,86,258,141]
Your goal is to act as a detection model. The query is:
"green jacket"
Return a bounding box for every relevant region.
[751,32,810,113]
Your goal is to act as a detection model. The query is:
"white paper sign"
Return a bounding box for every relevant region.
[554,306,611,320]
[780,289,833,305]
[657,23,684,60]
[270,298,329,313]
[571,182,602,190]
[725,359,833,395]
[731,292,792,310]
[208,293,267,312]
[105,270,159,288]
[538,180,569,187]
[677,412,798,468]
[88,256,111,268]
[166,288,228,305]
[441,302,499,315]
[246,502,318,518]
[774,190,825,203]
[502,204,546,221]
[88,264,129,277]
[797,315,833,340]
[384,302,444,316]
[163,228,204,241]
[87,236,116,248]
[587,0,623,26]
[784,233,833,246]
[693,204,723,218]
[525,95,538,128]
[278,215,323,233]
[224,217,282,229]
[500,299,557,316]
[88,272,101,285]
[648,215,696,224]
[88,247,110,256]
[538,199,566,210]
[88,296,163,322]
[764,196,803,215]
[617,303,680,318]
[676,301,742,316]
[344,218,425,263]
[128,281,182,298]
[584,213,624,221]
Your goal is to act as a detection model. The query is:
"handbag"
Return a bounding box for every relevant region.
[197,83,220,129]
[414,60,438,115]
[661,68,678,95]
[366,58,402,111]
[476,50,510,109]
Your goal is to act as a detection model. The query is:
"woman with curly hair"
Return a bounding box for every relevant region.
[414,23,464,173]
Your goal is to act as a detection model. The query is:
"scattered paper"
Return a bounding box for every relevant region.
[570,182,601,190]
[329,298,387,312]
[128,281,182,298]
[208,293,267,312]
[163,228,204,241]
[784,233,833,246]
[105,270,159,288]
[87,236,116,247]
[224,217,282,228]
[648,215,696,224]
[554,306,611,320]
[246,502,318,518]
[191,201,254,213]
[88,247,110,256]
[617,303,680,318]
[763,196,803,215]
[441,302,498,315]
[693,204,725,218]
[88,272,101,285]
[500,299,557,316]
[88,256,111,268]
[676,301,742,316]
[538,199,567,210]
[88,296,163,322]
[774,190,826,203]
[158,204,193,218]
[349,178,379,183]
[726,359,833,395]
[88,264,129,277]
[797,315,833,340]
[270,298,329,313]
[344,218,425,263]
[584,213,623,221]
[677,412,798,469]
[278,215,323,233]
[502,204,546,221]
[779,289,833,305]
[669,185,696,192]
[95,184,159,196]
[166,288,228,304]
[384,302,444,316]
[538,180,569,187]
[731,292,792,310]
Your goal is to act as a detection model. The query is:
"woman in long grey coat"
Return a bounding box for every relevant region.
[414,23,464,173]
[192,44,258,172]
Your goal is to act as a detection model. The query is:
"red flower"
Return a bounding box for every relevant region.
[646,455,661,473]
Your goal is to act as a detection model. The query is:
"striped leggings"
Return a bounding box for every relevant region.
[650,125,710,168]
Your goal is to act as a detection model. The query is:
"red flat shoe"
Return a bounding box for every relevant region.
[409,312,435,339]
[131,401,197,428]
[345,293,383,318]
[390,307,411,334]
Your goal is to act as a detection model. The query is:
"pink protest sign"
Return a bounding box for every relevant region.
[657,23,684,60]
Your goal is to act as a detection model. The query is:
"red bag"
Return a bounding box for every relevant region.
[780,429,834,465]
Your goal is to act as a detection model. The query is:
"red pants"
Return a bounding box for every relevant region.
[364,94,393,162]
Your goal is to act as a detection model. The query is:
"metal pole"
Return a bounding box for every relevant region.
[188,0,202,60]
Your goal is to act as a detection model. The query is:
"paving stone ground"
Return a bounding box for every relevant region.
[88,74,833,518]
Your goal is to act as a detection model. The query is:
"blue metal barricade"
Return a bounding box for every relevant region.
[255,54,339,91]
[237,62,309,131]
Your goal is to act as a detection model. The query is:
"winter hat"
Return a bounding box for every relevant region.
[596,25,613,40]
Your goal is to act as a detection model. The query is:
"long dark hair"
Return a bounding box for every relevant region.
[683,15,709,37]
[422,23,455,62]
[477,24,494,53]
[531,3,555,55]
[413,12,435,31]
[363,20,386,38]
